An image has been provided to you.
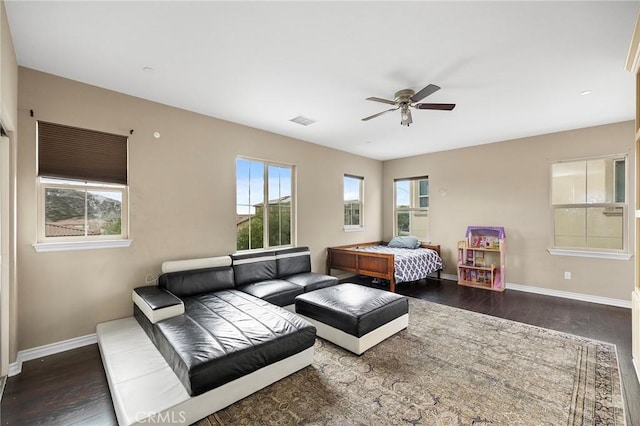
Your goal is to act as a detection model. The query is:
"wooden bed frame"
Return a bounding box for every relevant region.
[326,241,442,293]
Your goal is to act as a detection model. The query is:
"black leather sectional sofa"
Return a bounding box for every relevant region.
[230,246,338,307]
[133,246,338,397]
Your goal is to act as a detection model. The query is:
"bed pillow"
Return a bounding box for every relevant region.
[388,235,421,249]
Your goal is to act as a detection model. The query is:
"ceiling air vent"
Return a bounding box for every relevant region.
[289,116,316,126]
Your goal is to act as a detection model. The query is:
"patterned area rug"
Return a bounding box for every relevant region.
[195,298,625,425]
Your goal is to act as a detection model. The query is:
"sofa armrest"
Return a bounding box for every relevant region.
[132,286,184,324]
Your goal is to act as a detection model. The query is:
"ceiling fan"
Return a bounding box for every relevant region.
[362,84,456,127]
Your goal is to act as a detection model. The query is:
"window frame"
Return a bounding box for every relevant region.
[235,156,296,252]
[36,177,129,244]
[549,154,629,258]
[343,174,364,231]
[415,178,429,216]
[34,120,131,252]
[393,176,429,239]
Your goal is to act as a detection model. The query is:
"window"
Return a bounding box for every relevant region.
[236,157,294,251]
[551,156,627,252]
[394,176,429,240]
[418,179,429,208]
[614,159,625,203]
[39,178,127,238]
[36,121,129,244]
[343,175,363,229]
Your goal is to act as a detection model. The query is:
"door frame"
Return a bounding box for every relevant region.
[0,132,9,377]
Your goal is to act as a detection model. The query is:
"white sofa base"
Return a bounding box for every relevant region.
[96,317,314,426]
[295,313,408,355]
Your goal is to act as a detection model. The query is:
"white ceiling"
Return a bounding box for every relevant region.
[5,1,640,161]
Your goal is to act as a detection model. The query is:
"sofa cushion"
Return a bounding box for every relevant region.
[231,252,278,286]
[284,272,338,292]
[149,290,316,396]
[236,279,304,307]
[275,246,311,277]
[158,266,234,297]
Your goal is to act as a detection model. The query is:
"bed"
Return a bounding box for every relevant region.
[326,241,443,292]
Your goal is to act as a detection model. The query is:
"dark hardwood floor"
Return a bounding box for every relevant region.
[1,344,116,425]
[2,278,638,425]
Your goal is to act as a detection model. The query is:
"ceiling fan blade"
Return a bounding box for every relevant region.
[411,84,440,102]
[362,107,398,121]
[415,103,456,111]
[366,97,397,106]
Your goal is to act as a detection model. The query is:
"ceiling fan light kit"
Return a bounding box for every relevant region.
[400,106,412,126]
[362,84,456,127]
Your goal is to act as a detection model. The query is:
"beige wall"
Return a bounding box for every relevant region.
[16,67,382,351]
[1,0,18,368]
[383,121,635,301]
[0,0,17,129]
[13,67,636,353]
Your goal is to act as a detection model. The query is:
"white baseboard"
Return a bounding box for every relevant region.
[506,282,631,309]
[435,274,631,309]
[8,333,97,377]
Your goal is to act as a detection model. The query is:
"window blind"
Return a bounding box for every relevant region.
[37,121,128,185]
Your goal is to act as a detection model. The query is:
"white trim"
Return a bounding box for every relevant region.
[443,275,630,309]
[232,255,275,265]
[33,239,132,253]
[343,226,365,232]
[349,272,630,310]
[0,136,9,376]
[625,12,640,72]
[97,317,313,425]
[633,357,640,385]
[506,282,631,309]
[161,256,231,273]
[296,313,408,355]
[8,333,97,377]
[547,248,632,260]
[0,104,15,133]
[275,251,310,260]
[636,209,640,219]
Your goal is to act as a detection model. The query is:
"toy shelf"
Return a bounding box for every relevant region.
[457,226,505,292]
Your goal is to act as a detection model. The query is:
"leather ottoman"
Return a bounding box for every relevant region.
[294,283,409,355]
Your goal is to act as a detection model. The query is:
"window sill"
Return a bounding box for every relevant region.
[547,248,631,260]
[343,226,365,233]
[33,239,133,253]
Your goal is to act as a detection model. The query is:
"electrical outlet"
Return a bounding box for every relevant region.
[564,271,571,280]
